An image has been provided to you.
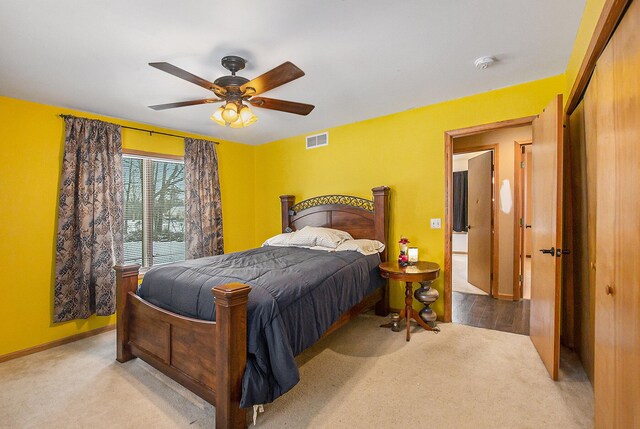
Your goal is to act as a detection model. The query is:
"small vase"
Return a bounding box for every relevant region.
[414,280,440,325]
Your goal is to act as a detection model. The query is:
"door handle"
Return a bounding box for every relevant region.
[525,224,532,229]
[556,248,571,257]
[539,247,555,255]
[466,225,471,230]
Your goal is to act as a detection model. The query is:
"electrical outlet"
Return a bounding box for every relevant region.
[430,218,441,229]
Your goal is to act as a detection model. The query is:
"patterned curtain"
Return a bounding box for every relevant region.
[54,116,123,322]
[184,138,224,259]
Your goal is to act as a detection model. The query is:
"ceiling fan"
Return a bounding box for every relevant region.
[148,56,315,128]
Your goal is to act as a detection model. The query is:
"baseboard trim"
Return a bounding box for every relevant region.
[0,324,115,363]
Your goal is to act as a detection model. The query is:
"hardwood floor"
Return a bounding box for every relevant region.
[452,291,530,335]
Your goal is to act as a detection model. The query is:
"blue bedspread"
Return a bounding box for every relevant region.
[137,246,383,407]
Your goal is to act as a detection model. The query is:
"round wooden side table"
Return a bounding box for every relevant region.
[379,261,441,341]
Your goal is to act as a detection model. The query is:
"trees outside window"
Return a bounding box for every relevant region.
[123,155,185,267]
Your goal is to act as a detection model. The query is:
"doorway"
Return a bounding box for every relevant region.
[445,96,571,381]
[452,149,494,298]
[514,140,533,301]
[444,117,535,335]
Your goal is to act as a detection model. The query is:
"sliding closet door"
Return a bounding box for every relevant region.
[530,94,563,380]
[587,1,640,426]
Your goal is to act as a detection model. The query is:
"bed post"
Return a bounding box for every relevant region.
[213,283,252,429]
[114,264,140,362]
[280,195,295,232]
[372,186,390,316]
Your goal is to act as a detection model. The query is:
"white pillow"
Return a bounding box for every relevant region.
[309,245,336,252]
[288,226,353,249]
[335,239,385,255]
[262,232,294,247]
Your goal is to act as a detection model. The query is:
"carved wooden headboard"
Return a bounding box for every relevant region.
[279,186,390,261]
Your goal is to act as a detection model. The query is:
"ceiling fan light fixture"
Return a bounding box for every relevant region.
[239,105,257,126]
[221,102,239,123]
[229,116,244,129]
[229,105,257,129]
[212,103,257,128]
[211,106,226,126]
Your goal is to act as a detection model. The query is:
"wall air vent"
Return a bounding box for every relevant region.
[306,132,328,149]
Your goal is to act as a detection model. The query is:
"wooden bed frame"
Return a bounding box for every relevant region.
[114,186,389,429]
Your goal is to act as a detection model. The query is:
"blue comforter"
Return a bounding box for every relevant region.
[137,246,383,407]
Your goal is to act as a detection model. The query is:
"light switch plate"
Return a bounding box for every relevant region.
[430,218,441,229]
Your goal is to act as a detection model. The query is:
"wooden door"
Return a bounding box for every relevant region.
[467,151,493,295]
[586,1,640,426]
[517,145,526,300]
[530,94,563,380]
[516,144,533,300]
[524,146,533,257]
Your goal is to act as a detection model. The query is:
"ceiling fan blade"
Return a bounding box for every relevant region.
[249,97,315,115]
[149,62,227,94]
[148,98,223,110]
[241,62,305,95]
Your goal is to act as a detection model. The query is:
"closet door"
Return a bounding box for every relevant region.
[587,1,640,426]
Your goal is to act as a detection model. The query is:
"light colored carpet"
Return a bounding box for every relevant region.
[452,253,488,295]
[0,316,593,428]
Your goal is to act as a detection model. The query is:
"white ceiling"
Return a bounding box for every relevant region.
[0,0,586,145]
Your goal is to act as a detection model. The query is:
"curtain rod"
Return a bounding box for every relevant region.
[58,114,219,144]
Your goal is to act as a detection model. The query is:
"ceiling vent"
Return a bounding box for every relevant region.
[306,132,328,149]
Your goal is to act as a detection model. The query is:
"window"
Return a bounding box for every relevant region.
[123,155,185,268]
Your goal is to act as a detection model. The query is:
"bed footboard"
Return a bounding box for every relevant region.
[114,265,251,429]
[115,264,139,363]
[213,283,251,429]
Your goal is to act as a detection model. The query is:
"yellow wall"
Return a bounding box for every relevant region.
[565,0,607,98]
[254,75,566,315]
[0,96,255,356]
